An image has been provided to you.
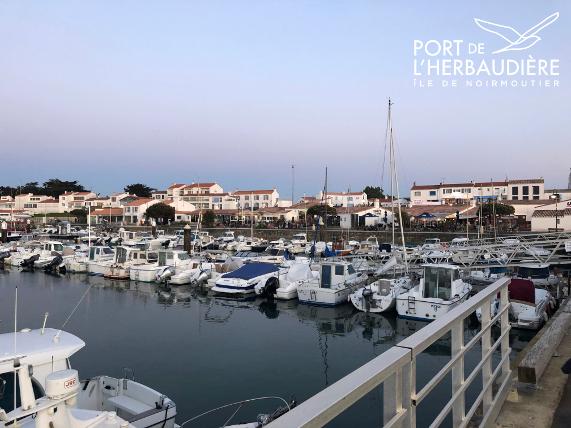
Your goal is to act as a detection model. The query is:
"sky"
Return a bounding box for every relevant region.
[0,0,569,198]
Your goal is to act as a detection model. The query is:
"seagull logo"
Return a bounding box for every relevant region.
[474,12,559,54]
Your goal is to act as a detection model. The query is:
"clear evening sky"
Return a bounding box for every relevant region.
[0,1,569,197]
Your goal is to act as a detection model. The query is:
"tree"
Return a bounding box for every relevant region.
[124,183,155,198]
[42,179,86,197]
[480,202,515,218]
[145,203,175,224]
[202,210,215,227]
[306,204,337,219]
[21,182,43,194]
[363,186,385,200]
[69,208,88,223]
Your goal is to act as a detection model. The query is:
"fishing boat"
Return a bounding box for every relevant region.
[396,264,472,321]
[297,261,367,306]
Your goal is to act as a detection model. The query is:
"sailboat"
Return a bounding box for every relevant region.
[350,98,413,313]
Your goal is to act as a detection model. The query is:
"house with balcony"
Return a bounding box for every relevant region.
[232,189,279,210]
[316,191,368,207]
[123,198,161,224]
[410,178,545,206]
[59,191,97,212]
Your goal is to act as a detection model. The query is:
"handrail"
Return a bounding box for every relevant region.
[267,277,511,428]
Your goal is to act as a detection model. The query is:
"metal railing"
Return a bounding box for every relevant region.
[267,278,511,428]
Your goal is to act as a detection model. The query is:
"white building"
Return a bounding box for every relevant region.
[410,178,545,206]
[123,198,160,224]
[59,191,97,212]
[531,199,571,232]
[233,189,279,210]
[316,191,368,208]
[338,206,394,229]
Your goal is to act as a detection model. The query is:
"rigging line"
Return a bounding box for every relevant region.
[56,282,94,337]
[179,396,291,426]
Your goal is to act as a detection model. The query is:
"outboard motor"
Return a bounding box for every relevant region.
[195,269,211,286]
[161,239,170,249]
[44,255,64,273]
[0,250,10,263]
[156,266,175,283]
[21,253,40,269]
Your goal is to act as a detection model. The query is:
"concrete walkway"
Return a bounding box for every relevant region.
[495,322,571,427]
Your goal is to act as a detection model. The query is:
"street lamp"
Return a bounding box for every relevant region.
[550,192,561,231]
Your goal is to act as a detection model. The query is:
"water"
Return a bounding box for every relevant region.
[0,268,534,427]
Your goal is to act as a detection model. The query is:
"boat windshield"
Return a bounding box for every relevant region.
[518,266,549,278]
[424,267,458,300]
[53,244,64,252]
[177,252,190,260]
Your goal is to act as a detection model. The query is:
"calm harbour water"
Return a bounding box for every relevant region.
[0,268,533,427]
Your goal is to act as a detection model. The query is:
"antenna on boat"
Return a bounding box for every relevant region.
[41,312,49,335]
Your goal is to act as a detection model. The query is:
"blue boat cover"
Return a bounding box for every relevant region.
[221,262,279,280]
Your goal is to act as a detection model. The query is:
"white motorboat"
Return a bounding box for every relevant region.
[297,261,367,306]
[212,262,283,296]
[32,241,65,268]
[88,247,157,279]
[469,266,508,284]
[65,246,114,273]
[255,260,316,300]
[0,328,177,428]
[479,278,556,330]
[350,276,414,313]
[396,264,472,321]
[508,279,556,330]
[514,263,559,288]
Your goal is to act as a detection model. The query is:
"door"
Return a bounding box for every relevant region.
[322,265,332,288]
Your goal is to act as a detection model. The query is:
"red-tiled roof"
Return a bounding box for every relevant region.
[124,198,154,207]
[532,209,571,218]
[509,178,544,184]
[168,183,186,189]
[38,199,58,203]
[326,192,365,196]
[90,208,123,216]
[233,189,275,195]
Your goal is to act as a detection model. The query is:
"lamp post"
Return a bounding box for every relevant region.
[550,192,561,231]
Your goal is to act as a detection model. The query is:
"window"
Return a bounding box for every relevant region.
[0,373,45,413]
[244,195,250,201]
[533,186,540,195]
[512,187,519,195]
[335,265,344,275]
[414,191,421,197]
[522,186,529,196]
[429,191,437,196]
[254,195,259,200]
[263,195,269,200]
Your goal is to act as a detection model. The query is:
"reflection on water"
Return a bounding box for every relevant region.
[0,269,532,427]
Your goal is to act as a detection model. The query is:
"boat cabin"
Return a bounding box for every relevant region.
[114,246,158,264]
[88,246,114,261]
[319,262,357,289]
[421,264,462,300]
[157,250,191,267]
[41,241,64,253]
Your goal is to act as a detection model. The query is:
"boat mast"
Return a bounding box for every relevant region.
[387,98,408,272]
[250,192,254,239]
